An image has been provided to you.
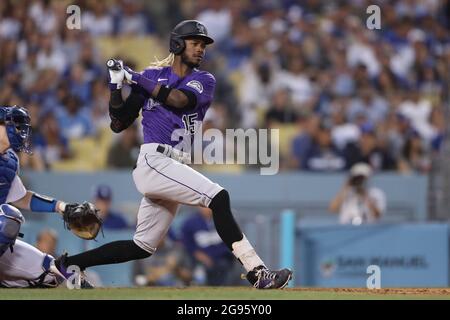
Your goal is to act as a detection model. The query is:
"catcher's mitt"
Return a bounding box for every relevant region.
[62,202,103,240]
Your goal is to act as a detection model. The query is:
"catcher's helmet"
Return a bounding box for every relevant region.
[0,204,24,257]
[169,20,214,55]
[0,106,32,154]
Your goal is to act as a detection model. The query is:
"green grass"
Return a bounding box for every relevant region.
[1,287,449,300]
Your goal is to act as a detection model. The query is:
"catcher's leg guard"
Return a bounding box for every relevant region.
[0,240,63,288]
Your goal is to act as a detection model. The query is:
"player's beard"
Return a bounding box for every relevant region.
[181,52,200,69]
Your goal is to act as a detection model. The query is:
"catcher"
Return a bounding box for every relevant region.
[0,105,102,288]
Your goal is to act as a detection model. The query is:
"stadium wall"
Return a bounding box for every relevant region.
[19,171,432,287]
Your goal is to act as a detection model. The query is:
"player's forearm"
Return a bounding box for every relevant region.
[109,90,143,133]
[11,191,66,215]
[166,88,189,108]
[109,89,124,108]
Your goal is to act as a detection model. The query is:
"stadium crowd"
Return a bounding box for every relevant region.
[0,0,448,173]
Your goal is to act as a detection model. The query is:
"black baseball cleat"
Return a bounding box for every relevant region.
[245,266,293,289]
[79,271,95,289]
[54,253,95,289]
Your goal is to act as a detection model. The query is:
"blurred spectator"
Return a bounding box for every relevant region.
[82,1,114,37]
[90,79,111,130]
[55,94,94,139]
[181,207,240,286]
[239,57,280,128]
[35,228,58,257]
[278,57,316,109]
[196,0,232,44]
[28,0,58,35]
[329,98,361,150]
[36,34,67,74]
[117,0,149,36]
[19,48,40,91]
[0,2,22,40]
[346,28,381,77]
[32,110,72,169]
[107,123,141,168]
[265,88,297,127]
[92,184,129,229]
[385,112,414,162]
[331,51,355,97]
[133,237,192,287]
[329,163,386,225]
[292,118,346,172]
[343,122,397,171]
[290,113,319,169]
[68,64,92,105]
[397,90,436,142]
[398,130,431,174]
[0,0,447,174]
[347,86,389,126]
[221,19,253,69]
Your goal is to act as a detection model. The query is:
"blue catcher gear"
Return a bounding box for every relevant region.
[0,106,32,154]
[0,204,24,257]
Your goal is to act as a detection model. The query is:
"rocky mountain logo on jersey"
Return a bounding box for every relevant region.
[144,98,160,110]
[186,80,203,94]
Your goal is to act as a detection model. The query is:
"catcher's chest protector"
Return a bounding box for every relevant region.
[0,150,19,204]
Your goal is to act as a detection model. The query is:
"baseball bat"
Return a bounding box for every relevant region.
[106,59,122,71]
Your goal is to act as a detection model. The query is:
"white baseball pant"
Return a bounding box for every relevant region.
[132,143,223,254]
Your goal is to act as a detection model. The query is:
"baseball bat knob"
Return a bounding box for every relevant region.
[106,59,121,70]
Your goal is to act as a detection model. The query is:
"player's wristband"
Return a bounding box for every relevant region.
[30,193,57,212]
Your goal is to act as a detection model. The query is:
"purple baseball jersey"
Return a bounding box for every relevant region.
[132,66,216,147]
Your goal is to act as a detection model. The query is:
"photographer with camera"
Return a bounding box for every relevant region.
[329,163,386,225]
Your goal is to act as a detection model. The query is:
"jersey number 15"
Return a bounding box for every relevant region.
[182,113,198,135]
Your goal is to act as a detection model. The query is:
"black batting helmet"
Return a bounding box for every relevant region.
[169,20,214,55]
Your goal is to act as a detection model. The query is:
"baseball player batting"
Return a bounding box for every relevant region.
[0,106,98,288]
[57,20,292,289]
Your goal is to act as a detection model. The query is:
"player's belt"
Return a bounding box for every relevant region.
[156,144,190,164]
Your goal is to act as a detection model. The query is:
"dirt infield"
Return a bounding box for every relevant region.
[292,287,450,295]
